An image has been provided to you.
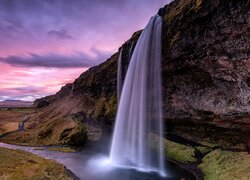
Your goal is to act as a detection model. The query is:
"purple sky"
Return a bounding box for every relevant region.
[0,0,169,102]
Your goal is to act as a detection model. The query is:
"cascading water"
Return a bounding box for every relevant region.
[117,42,134,102]
[117,49,123,101]
[110,15,165,176]
[128,41,134,59]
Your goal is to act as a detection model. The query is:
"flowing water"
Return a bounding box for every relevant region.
[117,48,123,101]
[0,141,195,180]
[110,15,165,176]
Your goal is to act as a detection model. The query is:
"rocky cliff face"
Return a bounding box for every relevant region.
[160,0,250,150]
[4,0,249,149]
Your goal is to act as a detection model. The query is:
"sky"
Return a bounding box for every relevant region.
[0,0,169,102]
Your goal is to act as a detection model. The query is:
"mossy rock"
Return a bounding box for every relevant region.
[148,134,197,164]
[59,122,87,146]
[195,146,212,156]
[165,140,197,164]
[199,149,250,180]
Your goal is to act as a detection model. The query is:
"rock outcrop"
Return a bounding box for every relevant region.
[160,0,250,150]
[4,0,249,149]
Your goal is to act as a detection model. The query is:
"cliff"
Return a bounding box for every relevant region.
[2,0,249,149]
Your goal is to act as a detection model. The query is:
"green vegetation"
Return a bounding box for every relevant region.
[149,133,250,179]
[1,117,88,147]
[8,108,34,113]
[199,149,250,180]
[166,140,197,163]
[148,133,197,164]
[0,147,72,179]
[195,146,212,156]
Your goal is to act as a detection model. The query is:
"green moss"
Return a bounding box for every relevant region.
[93,95,117,120]
[0,147,72,179]
[196,140,220,149]
[195,146,212,156]
[3,108,34,113]
[148,134,197,164]
[199,149,250,180]
[166,140,197,163]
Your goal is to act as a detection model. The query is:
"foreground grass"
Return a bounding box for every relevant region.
[0,147,72,180]
[199,149,250,180]
[149,133,250,179]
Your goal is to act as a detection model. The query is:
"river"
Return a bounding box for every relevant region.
[0,142,195,180]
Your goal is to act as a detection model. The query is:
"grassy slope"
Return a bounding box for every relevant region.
[0,147,72,180]
[0,116,87,146]
[0,108,34,135]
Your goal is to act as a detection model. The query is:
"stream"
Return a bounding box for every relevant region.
[0,141,196,180]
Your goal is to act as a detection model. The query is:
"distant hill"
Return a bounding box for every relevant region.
[0,100,33,107]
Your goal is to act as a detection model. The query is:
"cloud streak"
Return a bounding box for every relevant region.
[0,49,111,68]
[47,29,74,40]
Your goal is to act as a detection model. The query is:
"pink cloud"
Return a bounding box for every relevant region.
[0,62,86,101]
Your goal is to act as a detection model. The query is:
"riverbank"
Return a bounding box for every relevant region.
[2,130,250,180]
[150,134,250,180]
[0,146,74,179]
[0,142,195,180]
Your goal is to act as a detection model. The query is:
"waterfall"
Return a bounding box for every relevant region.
[128,41,134,59]
[117,49,123,101]
[110,15,165,176]
[117,42,135,102]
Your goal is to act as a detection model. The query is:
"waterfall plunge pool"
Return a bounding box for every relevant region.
[0,141,195,180]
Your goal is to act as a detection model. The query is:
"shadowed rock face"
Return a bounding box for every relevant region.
[160,0,250,149]
[10,0,249,149]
